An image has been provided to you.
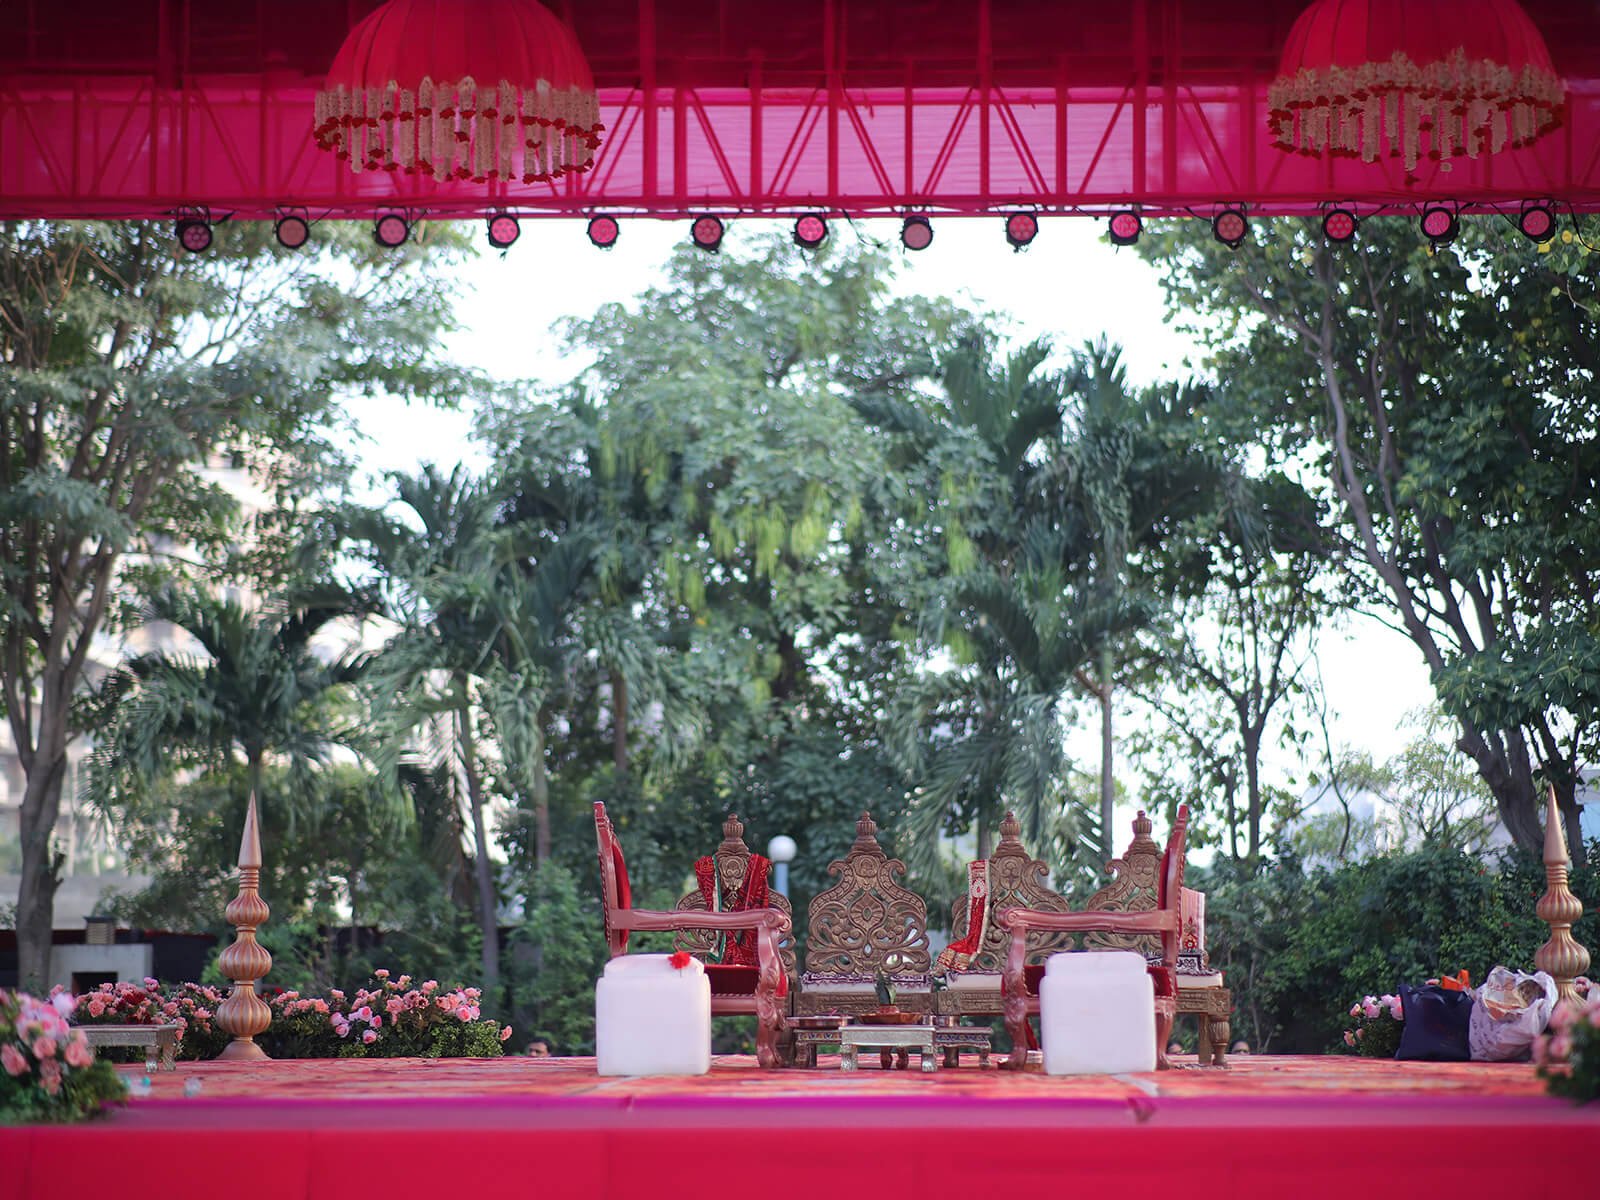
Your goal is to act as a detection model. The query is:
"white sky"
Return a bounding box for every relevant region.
[343,215,1436,788]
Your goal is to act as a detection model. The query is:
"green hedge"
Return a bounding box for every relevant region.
[1195,841,1598,1053]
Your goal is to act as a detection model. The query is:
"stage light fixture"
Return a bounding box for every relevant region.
[1322,207,1359,244]
[1518,202,1556,243]
[175,216,213,253]
[901,216,933,251]
[273,212,310,250]
[1108,210,1142,246]
[587,215,620,249]
[690,215,725,252]
[487,213,521,249]
[374,213,411,248]
[1420,204,1458,246]
[793,214,829,249]
[1212,207,1250,248]
[1005,212,1039,250]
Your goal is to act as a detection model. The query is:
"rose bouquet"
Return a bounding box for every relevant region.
[1534,979,1599,1103]
[1,989,126,1123]
[309,970,512,1059]
[1340,993,1405,1058]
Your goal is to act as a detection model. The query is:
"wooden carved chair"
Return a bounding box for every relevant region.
[673,813,798,987]
[593,801,791,1068]
[795,812,934,1017]
[996,806,1190,1070]
[934,811,1074,1018]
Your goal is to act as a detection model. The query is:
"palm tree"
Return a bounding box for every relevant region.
[89,585,383,886]
[1048,340,1233,855]
[358,463,595,1003]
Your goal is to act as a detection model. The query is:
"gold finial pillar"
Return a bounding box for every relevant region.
[1535,783,1590,1007]
[215,791,273,1061]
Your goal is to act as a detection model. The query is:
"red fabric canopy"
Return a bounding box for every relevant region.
[0,0,1596,221]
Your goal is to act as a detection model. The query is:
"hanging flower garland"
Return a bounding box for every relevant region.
[1267,0,1565,174]
[313,0,603,184]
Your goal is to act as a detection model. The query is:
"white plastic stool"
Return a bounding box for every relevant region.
[1038,950,1156,1075]
[595,954,712,1076]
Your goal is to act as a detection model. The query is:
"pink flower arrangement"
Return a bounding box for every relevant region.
[1,989,126,1122]
[1534,979,1600,1103]
[1340,992,1405,1058]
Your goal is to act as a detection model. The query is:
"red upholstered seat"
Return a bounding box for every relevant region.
[704,964,789,999]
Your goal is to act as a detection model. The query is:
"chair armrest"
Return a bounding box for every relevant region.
[995,907,1175,937]
[614,906,792,936]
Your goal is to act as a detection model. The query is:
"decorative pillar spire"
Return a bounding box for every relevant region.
[215,791,273,1061]
[1535,784,1590,1007]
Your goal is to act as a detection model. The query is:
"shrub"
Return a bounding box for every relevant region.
[1198,840,1598,1053]
[1,990,126,1124]
[64,974,510,1060]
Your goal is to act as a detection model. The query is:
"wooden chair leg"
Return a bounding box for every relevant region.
[1155,1002,1174,1071]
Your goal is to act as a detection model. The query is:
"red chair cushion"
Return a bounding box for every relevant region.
[703,963,789,999]
[1024,963,1045,995]
[611,841,631,951]
[1147,963,1176,998]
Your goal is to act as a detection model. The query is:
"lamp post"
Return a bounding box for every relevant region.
[767,835,797,897]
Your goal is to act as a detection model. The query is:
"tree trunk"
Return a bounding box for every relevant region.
[458,703,500,1002]
[15,757,67,993]
[532,724,551,867]
[976,812,992,861]
[1243,726,1263,869]
[1457,728,1544,854]
[611,669,629,776]
[1098,648,1115,859]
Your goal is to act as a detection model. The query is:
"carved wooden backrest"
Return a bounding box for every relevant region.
[948,811,1073,970]
[804,812,931,975]
[592,801,629,957]
[674,813,797,980]
[1082,808,1187,961]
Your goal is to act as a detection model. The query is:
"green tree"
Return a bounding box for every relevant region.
[0,219,471,990]
[1143,217,1600,858]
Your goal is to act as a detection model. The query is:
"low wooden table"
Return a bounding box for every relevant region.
[933,1023,993,1067]
[78,1023,182,1070]
[839,1023,940,1072]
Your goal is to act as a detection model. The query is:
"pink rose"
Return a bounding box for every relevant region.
[397,976,412,988]
[386,998,403,1015]
[374,969,390,979]
[32,1037,56,1059]
[1343,1031,1356,1047]
[39,1059,62,1096]
[313,1000,329,1014]
[1,1044,28,1076]
[371,1016,382,1030]
[87,999,106,1018]
[65,1038,94,1069]
[1349,1004,1361,1018]
[500,1026,513,1042]
[422,980,439,994]
[362,1029,378,1045]
[455,1008,472,1022]
[1361,1001,1380,1020]
[1549,1032,1572,1061]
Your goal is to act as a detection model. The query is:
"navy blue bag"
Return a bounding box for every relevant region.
[1395,983,1474,1061]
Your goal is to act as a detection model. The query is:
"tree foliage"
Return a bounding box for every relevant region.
[1141,216,1600,858]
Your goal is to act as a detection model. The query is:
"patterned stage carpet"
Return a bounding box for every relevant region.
[3,1054,1595,1200]
[104,1050,1554,1102]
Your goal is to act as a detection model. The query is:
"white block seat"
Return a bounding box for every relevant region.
[596,953,712,1076]
[1038,951,1156,1074]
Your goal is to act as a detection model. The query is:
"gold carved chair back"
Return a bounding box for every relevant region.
[947,811,1074,970]
[674,813,797,981]
[1081,809,1166,957]
[804,811,931,976]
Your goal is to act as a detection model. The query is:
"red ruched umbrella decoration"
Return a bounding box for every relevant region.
[313,0,602,184]
[1268,0,1565,174]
